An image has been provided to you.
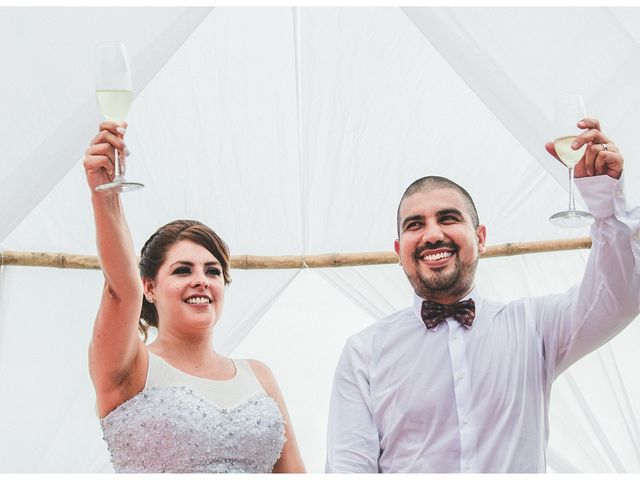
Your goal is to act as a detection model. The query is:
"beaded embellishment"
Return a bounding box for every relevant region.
[101,386,286,473]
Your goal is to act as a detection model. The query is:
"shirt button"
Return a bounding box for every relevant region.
[463,417,469,424]
[451,334,458,341]
[465,465,470,471]
[457,373,465,381]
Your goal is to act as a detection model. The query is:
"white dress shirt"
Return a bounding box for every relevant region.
[326,174,640,473]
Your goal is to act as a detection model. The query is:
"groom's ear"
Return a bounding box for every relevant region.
[476,225,486,254]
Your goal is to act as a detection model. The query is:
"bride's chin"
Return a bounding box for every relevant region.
[179,313,218,330]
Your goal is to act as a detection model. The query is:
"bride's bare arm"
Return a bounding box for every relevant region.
[85,121,147,417]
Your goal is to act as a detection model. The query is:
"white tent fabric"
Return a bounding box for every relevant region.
[0,6,639,473]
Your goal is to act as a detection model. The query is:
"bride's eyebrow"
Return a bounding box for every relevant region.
[169,260,221,268]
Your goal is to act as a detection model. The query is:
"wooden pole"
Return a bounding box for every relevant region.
[481,237,592,259]
[1,237,592,271]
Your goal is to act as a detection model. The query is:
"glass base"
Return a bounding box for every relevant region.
[95,180,144,193]
[549,209,593,228]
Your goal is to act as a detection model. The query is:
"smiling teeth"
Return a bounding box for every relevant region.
[186,297,210,304]
[422,251,453,261]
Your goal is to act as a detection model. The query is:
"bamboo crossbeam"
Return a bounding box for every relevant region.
[0,237,592,271]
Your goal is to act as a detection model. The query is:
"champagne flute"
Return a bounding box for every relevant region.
[549,93,593,227]
[94,42,144,193]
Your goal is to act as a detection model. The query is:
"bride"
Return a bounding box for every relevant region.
[84,121,305,473]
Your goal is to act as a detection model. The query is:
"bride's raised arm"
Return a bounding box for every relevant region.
[84,121,147,418]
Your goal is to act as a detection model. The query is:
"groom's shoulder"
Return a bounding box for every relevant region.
[345,306,413,349]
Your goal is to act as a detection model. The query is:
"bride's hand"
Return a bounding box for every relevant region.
[83,121,128,193]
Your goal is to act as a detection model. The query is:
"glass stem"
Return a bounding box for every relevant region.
[568,167,576,212]
[113,148,123,182]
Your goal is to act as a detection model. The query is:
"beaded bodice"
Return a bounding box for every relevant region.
[100,356,286,473]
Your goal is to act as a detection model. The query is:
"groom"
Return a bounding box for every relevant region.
[326,118,640,472]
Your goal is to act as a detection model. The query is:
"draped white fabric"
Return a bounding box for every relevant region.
[0,7,638,473]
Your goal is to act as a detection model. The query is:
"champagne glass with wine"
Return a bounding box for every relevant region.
[549,93,593,227]
[94,42,144,193]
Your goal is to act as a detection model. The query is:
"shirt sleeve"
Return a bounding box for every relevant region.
[325,334,380,473]
[536,172,640,379]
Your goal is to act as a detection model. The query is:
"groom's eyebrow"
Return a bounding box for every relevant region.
[401,214,424,230]
[437,208,464,219]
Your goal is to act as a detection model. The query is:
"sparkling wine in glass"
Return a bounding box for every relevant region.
[94,42,144,193]
[549,93,593,227]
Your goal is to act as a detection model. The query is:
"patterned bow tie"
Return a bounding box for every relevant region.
[421,298,475,330]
